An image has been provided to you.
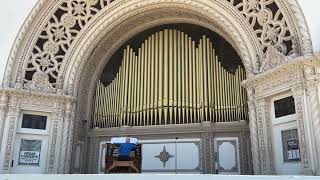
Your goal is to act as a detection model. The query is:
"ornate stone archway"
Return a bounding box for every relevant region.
[1,0,316,175]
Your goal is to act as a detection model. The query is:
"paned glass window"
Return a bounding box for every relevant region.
[274,96,295,118]
[21,114,47,130]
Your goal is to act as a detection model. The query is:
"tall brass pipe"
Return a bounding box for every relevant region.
[92,29,249,128]
[173,30,178,124]
[188,37,193,123]
[169,30,174,125]
[177,31,181,124]
[192,41,197,123]
[154,33,159,125]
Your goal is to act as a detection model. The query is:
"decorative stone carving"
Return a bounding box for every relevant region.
[0,0,309,93]
[247,97,261,174]
[260,46,286,72]
[0,97,19,172]
[291,84,313,174]
[304,81,320,175]
[255,98,275,174]
[0,0,317,175]
[24,72,56,93]
[0,92,8,152]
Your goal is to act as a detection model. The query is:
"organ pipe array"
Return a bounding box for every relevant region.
[92,29,248,128]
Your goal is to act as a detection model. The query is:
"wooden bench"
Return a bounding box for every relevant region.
[106,160,139,173]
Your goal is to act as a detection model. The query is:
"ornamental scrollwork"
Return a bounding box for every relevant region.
[20,0,304,93]
[227,0,295,56]
[23,0,116,91]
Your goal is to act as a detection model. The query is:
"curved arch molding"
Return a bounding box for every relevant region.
[2,0,312,95]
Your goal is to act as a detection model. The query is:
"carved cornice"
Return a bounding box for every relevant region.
[0,88,77,103]
[242,54,320,97]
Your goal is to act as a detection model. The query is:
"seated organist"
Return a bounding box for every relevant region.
[105,137,141,173]
[118,137,136,160]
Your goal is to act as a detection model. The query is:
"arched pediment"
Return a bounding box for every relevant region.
[3,0,312,95]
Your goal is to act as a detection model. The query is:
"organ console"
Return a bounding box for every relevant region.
[92,29,248,128]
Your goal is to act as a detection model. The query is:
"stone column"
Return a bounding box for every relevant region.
[0,92,8,153]
[0,96,19,173]
[255,98,275,174]
[247,89,261,174]
[65,102,76,173]
[201,132,213,174]
[307,81,320,175]
[58,102,73,173]
[292,83,315,175]
[239,130,253,174]
[87,136,99,174]
[46,102,64,174]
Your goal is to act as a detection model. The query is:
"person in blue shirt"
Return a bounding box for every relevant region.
[118,137,136,160]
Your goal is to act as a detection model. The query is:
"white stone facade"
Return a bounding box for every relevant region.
[0,0,319,175]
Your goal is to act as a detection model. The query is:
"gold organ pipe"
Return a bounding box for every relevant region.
[206,39,211,122]
[212,49,217,122]
[100,82,105,127]
[119,49,126,126]
[181,33,185,123]
[96,82,100,127]
[169,30,174,125]
[92,28,250,128]
[108,80,112,126]
[154,33,159,125]
[163,29,169,124]
[204,37,208,121]
[185,34,190,123]
[140,44,144,126]
[173,30,178,124]
[233,70,237,121]
[230,73,233,121]
[127,49,133,125]
[133,54,138,126]
[131,51,136,125]
[116,67,122,126]
[235,69,239,120]
[222,62,227,122]
[227,72,232,121]
[158,31,163,125]
[216,57,222,122]
[177,31,181,124]
[123,47,130,125]
[192,41,197,123]
[181,32,186,123]
[150,34,155,125]
[209,40,214,122]
[196,48,200,122]
[188,37,193,123]
[147,36,152,125]
[143,39,148,126]
[105,84,108,127]
[110,79,114,126]
[136,48,141,125]
[198,39,204,122]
